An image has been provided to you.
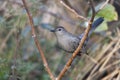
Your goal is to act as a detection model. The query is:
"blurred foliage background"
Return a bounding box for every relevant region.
[0,0,120,80]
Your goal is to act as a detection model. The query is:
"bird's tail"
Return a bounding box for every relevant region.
[88,17,104,36]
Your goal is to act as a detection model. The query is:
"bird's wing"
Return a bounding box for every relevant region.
[69,38,80,52]
[79,33,88,46]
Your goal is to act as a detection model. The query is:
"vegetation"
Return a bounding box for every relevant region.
[0,0,119,80]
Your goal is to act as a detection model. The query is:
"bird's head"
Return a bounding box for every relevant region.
[50,26,67,36]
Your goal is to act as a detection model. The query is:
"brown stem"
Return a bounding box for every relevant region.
[60,0,88,21]
[57,0,95,80]
[21,0,55,80]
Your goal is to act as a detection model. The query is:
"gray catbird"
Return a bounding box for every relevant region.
[50,17,104,55]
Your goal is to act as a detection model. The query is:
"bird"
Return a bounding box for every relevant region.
[50,17,104,56]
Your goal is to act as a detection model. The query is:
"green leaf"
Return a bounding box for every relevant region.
[89,3,118,22]
[96,4,118,21]
[88,3,118,32]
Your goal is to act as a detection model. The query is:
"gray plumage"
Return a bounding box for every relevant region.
[50,17,104,54]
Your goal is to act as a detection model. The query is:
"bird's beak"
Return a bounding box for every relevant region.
[50,29,55,32]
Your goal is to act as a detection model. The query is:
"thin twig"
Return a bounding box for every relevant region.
[57,0,95,79]
[116,70,120,80]
[99,39,120,71]
[60,0,88,21]
[87,55,107,79]
[101,68,119,80]
[85,40,115,80]
[88,40,120,79]
[96,0,110,13]
[83,54,98,64]
[87,34,120,79]
[9,29,20,80]
[102,60,120,72]
[90,60,120,79]
[0,28,15,53]
[21,0,55,80]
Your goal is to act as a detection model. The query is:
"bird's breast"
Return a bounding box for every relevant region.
[57,35,80,52]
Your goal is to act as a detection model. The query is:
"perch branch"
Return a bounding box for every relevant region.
[57,0,95,80]
[22,0,55,80]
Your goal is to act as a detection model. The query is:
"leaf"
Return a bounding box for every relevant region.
[96,4,118,21]
[88,3,118,32]
[89,3,118,22]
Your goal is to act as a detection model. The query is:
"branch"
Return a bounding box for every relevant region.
[10,29,20,80]
[60,0,88,21]
[0,28,15,53]
[21,0,109,80]
[96,0,110,13]
[57,0,95,79]
[99,39,120,71]
[21,0,55,80]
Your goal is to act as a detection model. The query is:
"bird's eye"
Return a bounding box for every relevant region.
[58,28,61,31]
